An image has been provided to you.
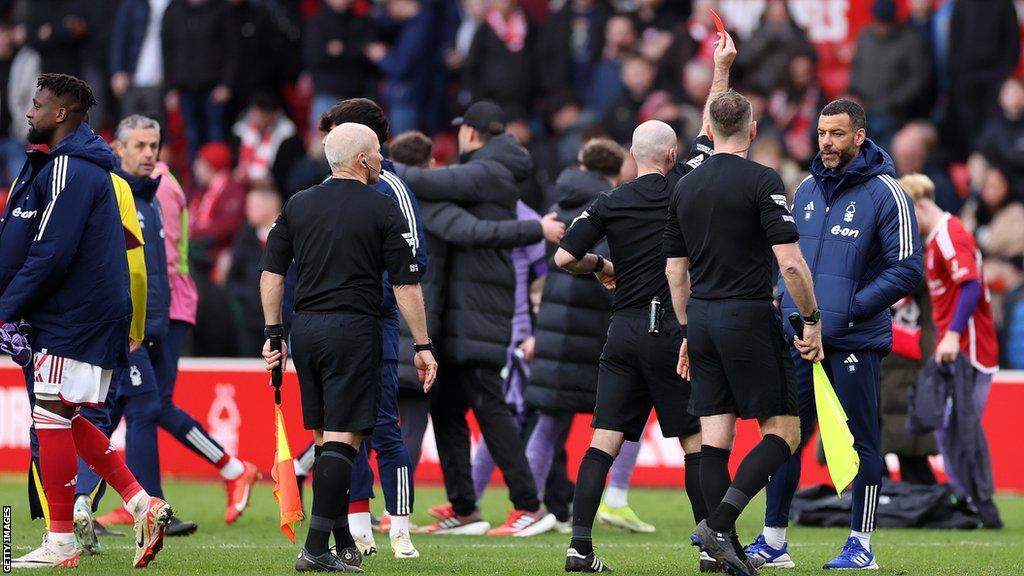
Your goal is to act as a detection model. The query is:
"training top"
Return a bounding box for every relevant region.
[259,177,420,317]
[663,153,798,301]
[560,136,712,312]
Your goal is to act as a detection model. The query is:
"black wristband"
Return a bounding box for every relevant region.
[413,340,433,353]
[679,324,687,339]
[593,254,605,273]
[264,324,285,339]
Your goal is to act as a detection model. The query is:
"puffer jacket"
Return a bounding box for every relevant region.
[526,169,613,413]
[397,134,532,368]
[780,139,923,351]
[117,168,170,343]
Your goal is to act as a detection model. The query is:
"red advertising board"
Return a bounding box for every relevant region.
[0,360,1022,491]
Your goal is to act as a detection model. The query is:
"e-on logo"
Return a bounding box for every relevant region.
[830,225,860,238]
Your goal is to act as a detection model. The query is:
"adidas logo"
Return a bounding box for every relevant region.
[804,201,815,211]
[844,354,858,364]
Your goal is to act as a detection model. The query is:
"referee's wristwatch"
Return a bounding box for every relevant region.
[801,309,821,326]
[414,340,433,353]
[264,324,285,339]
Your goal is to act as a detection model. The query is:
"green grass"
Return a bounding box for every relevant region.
[2,475,1021,574]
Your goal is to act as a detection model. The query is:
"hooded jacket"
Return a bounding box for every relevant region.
[780,139,923,351]
[526,169,613,413]
[0,123,131,369]
[117,168,170,343]
[397,134,533,367]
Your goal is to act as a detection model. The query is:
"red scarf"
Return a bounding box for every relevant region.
[486,8,527,52]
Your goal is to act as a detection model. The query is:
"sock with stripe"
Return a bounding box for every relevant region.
[570,447,615,556]
[34,405,77,534]
[71,414,144,504]
[707,435,791,532]
[305,441,357,555]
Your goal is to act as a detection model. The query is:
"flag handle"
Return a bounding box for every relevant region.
[788,312,804,339]
[270,335,282,406]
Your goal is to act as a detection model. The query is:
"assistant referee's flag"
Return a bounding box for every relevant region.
[812,362,860,494]
[272,404,303,543]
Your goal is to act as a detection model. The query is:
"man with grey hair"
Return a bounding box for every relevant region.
[260,122,437,572]
[553,30,738,574]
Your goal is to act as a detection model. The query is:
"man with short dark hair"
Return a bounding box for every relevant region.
[2,74,172,569]
[746,98,922,571]
[389,131,433,168]
[668,88,819,576]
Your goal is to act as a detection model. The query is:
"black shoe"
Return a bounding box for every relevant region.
[92,521,123,538]
[700,551,727,573]
[690,520,758,576]
[976,500,1004,529]
[565,548,612,572]
[295,548,363,572]
[331,546,363,568]
[165,515,198,537]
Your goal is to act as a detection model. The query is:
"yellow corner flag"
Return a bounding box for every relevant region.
[812,362,860,494]
[272,405,304,543]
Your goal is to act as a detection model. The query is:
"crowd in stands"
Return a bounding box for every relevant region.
[0,0,1021,367]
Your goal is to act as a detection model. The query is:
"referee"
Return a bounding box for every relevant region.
[259,123,437,572]
[664,90,822,576]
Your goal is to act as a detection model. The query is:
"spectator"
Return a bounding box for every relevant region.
[586,14,636,116]
[734,0,815,95]
[602,52,655,144]
[448,0,488,70]
[225,186,281,356]
[226,0,302,123]
[231,91,304,194]
[110,0,173,125]
[891,121,960,213]
[676,58,713,137]
[0,20,24,185]
[997,256,1024,369]
[388,129,433,167]
[189,141,246,269]
[162,0,240,163]
[462,0,538,116]
[766,54,821,163]
[24,0,89,77]
[849,0,930,149]
[365,0,441,134]
[538,0,612,103]
[977,77,1024,196]
[945,0,1020,160]
[6,27,39,145]
[749,136,805,199]
[303,0,379,133]
[960,162,1024,259]
[79,0,120,133]
[904,0,938,115]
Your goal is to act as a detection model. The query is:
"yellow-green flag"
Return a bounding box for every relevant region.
[813,362,860,494]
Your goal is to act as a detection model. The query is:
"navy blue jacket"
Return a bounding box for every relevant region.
[109,0,149,76]
[0,124,131,369]
[117,168,170,343]
[375,159,426,361]
[780,139,923,351]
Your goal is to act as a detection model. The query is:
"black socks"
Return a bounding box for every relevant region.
[684,452,708,524]
[570,447,614,556]
[707,435,792,532]
[699,444,732,526]
[305,441,357,555]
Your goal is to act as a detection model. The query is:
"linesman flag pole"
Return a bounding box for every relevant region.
[789,314,860,494]
[269,334,303,543]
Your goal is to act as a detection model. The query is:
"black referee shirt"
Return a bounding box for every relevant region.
[560,136,713,312]
[258,177,420,316]
[663,153,799,301]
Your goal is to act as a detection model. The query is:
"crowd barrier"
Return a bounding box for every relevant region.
[1,360,1021,491]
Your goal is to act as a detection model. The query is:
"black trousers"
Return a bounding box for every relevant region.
[430,364,540,516]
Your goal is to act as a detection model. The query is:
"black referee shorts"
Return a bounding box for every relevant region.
[291,311,381,433]
[687,298,797,419]
[592,310,700,442]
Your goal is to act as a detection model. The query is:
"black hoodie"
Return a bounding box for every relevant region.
[525,168,613,413]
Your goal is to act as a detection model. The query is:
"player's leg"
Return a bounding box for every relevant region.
[72,380,117,555]
[346,443,376,556]
[821,350,882,570]
[967,371,1002,527]
[398,388,430,471]
[542,415,575,531]
[471,433,497,501]
[526,411,571,501]
[371,359,419,557]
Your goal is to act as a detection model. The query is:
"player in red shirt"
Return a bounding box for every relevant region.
[903,173,1002,528]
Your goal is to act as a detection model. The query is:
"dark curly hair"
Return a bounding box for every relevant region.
[319,98,389,145]
[578,138,626,179]
[37,73,97,113]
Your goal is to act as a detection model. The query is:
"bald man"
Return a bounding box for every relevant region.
[259,122,437,572]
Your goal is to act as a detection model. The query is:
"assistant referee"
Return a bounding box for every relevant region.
[663,90,822,576]
[259,123,437,573]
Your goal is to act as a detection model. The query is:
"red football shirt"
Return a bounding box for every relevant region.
[924,213,999,372]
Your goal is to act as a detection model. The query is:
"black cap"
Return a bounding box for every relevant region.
[872,0,896,22]
[452,101,506,135]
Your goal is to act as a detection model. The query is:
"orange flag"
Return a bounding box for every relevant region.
[271,405,304,543]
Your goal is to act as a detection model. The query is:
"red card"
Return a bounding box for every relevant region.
[710,9,726,35]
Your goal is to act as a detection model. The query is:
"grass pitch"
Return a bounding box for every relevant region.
[2,475,1021,575]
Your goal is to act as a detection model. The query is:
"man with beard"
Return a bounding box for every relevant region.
[0,74,172,568]
[745,99,922,571]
